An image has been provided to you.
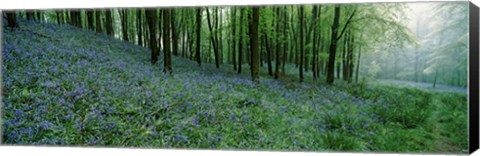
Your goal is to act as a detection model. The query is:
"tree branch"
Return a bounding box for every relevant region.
[336,8,357,41]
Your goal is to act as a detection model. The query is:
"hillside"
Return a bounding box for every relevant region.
[1,19,468,153]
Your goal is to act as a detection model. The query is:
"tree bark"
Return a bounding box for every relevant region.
[95,10,102,33]
[206,8,220,68]
[5,12,18,28]
[231,8,237,71]
[163,9,173,73]
[355,46,362,83]
[137,9,143,46]
[120,10,129,41]
[195,8,202,67]
[171,10,178,56]
[26,11,34,21]
[146,9,158,64]
[326,5,341,84]
[87,10,95,30]
[105,10,114,36]
[282,6,288,74]
[238,8,244,74]
[250,7,260,82]
[274,7,282,79]
[299,6,305,82]
[264,30,273,76]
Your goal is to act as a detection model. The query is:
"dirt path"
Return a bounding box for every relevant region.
[378,79,467,94]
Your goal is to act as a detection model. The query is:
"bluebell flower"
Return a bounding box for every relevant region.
[40,121,54,130]
[228,114,236,120]
[15,109,23,116]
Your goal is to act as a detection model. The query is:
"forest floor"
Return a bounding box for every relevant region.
[1,19,468,154]
[378,79,467,94]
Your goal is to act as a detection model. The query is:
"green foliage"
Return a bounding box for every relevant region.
[2,4,469,154]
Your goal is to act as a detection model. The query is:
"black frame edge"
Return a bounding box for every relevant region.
[469,1,480,154]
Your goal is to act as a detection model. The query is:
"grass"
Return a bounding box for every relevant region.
[1,19,468,154]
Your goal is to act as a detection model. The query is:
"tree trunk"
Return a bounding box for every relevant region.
[282,6,288,74]
[163,9,173,74]
[342,31,348,81]
[195,8,202,66]
[120,10,129,41]
[232,8,237,71]
[5,12,18,28]
[105,10,114,36]
[299,6,305,82]
[56,11,61,24]
[216,7,223,64]
[264,30,273,76]
[36,11,42,22]
[171,10,178,56]
[26,11,34,21]
[355,46,361,83]
[238,8,244,74]
[347,32,355,83]
[274,7,282,79]
[206,8,220,69]
[87,10,94,30]
[146,9,158,64]
[250,7,260,82]
[95,10,102,33]
[137,9,143,46]
[326,5,341,84]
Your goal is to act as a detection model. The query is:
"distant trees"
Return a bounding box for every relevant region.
[16,3,459,87]
[119,9,129,41]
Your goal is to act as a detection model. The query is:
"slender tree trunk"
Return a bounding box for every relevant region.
[158,9,163,51]
[342,31,348,81]
[206,8,220,69]
[299,6,304,82]
[355,46,361,83]
[60,10,65,24]
[137,9,143,46]
[195,8,202,66]
[26,11,34,21]
[120,10,129,41]
[146,9,158,64]
[56,11,61,24]
[217,7,223,64]
[347,32,354,83]
[171,10,178,56]
[274,7,282,79]
[36,11,42,22]
[87,10,94,30]
[6,12,18,28]
[163,9,173,74]
[95,10,102,33]
[326,5,341,84]
[282,6,288,74]
[238,8,244,74]
[264,30,273,76]
[105,10,114,36]
[232,8,237,71]
[250,7,260,82]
